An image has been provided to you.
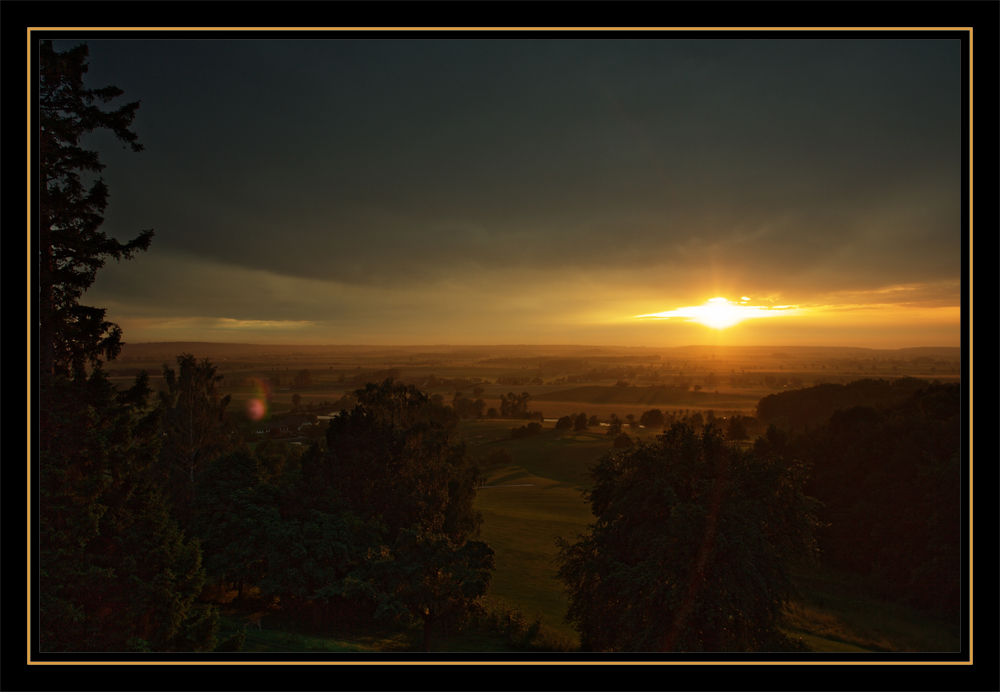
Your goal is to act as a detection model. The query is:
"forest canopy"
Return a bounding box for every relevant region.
[557,423,819,652]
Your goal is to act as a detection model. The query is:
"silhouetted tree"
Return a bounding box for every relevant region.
[192,449,273,606]
[371,526,495,652]
[612,433,633,448]
[38,43,216,652]
[557,424,818,652]
[500,391,532,418]
[325,379,482,542]
[253,438,303,485]
[319,380,494,645]
[606,415,623,437]
[478,447,514,472]
[511,422,543,439]
[789,384,961,613]
[639,409,666,429]
[40,364,217,651]
[726,416,749,444]
[38,40,153,379]
[156,354,244,526]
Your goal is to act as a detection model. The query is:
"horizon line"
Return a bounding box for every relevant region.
[120,341,961,351]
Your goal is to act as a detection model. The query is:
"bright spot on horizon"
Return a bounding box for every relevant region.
[636,297,803,330]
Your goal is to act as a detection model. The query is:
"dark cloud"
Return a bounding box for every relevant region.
[65,37,961,344]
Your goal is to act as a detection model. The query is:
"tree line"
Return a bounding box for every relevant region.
[553,379,961,651]
[37,43,492,653]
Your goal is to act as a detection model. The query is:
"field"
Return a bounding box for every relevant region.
[110,341,962,653]
[111,342,961,424]
[457,419,960,653]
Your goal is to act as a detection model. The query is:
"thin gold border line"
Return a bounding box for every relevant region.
[967,26,973,665]
[26,660,976,665]
[26,25,974,666]
[27,28,34,669]
[25,26,977,31]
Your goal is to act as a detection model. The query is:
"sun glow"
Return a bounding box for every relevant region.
[637,297,802,330]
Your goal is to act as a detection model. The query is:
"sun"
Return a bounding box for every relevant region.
[688,297,748,329]
[636,297,801,330]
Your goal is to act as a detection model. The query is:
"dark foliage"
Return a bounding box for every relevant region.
[477,447,514,473]
[155,354,245,527]
[756,378,930,433]
[371,527,495,651]
[192,449,275,602]
[39,371,216,651]
[500,391,533,418]
[787,383,961,613]
[318,380,493,647]
[606,414,623,437]
[726,415,750,442]
[639,408,666,429]
[38,43,216,652]
[324,380,480,541]
[612,433,633,448]
[511,422,543,439]
[38,40,153,378]
[557,423,818,652]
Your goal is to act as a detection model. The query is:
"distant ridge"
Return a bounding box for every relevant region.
[119,342,960,359]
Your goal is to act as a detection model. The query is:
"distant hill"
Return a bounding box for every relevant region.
[661,344,960,358]
[755,377,944,432]
[119,342,960,361]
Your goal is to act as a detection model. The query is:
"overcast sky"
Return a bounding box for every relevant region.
[55,36,963,348]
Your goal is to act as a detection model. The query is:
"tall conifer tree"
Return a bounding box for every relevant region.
[38,39,153,378]
[37,41,216,651]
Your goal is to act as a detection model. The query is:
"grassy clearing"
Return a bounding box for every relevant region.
[474,469,594,644]
[216,613,396,653]
[459,422,612,488]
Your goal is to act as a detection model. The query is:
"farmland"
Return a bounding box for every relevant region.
[102,341,961,653]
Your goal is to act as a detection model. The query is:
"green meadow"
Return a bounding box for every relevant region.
[461,424,602,641]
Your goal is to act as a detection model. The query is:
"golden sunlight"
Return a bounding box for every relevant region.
[636,297,803,330]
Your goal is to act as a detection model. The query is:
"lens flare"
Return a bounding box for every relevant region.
[245,378,273,422]
[246,398,266,421]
